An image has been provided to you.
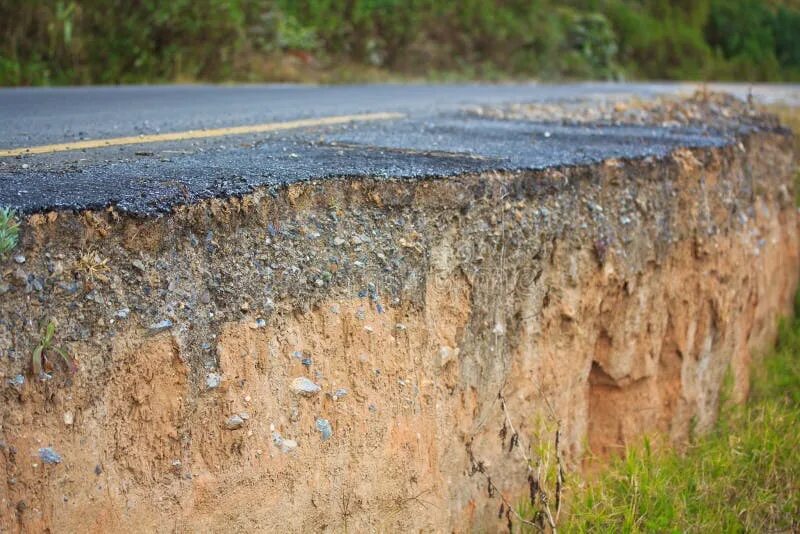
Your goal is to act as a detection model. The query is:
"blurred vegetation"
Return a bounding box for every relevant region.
[1,0,800,85]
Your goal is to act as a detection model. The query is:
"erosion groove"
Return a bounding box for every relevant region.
[0,131,797,531]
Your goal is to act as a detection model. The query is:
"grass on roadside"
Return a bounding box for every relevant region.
[562,293,800,533]
[0,206,19,256]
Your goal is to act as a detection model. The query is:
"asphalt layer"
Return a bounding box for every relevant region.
[1,82,796,215]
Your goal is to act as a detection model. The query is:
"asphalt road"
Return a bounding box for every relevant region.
[1,82,797,215]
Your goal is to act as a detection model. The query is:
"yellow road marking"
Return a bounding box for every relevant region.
[0,112,405,158]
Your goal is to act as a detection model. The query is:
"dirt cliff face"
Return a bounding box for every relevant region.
[0,126,797,530]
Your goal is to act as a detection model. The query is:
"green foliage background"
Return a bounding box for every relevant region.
[1,0,800,85]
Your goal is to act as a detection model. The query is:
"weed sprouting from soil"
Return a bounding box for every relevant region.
[0,206,19,256]
[32,320,77,378]
[77,249,111,282]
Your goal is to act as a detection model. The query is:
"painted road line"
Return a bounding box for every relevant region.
[0,112,405,157]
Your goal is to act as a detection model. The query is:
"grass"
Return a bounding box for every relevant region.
[0,207,20,256]
[561,295,800,533]
[77,249,110,282]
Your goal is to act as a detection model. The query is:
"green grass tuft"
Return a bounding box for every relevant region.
[32,319,77,379]
[0,206,19,256]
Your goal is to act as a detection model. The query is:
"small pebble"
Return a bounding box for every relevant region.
[272,431,298,453]
[57,281,79,294]
[225,415,245,430]
[115,308,130,319]
[315,418,333,441]
[13,255,25,264]
[290,377,321,396]
[148,319,173,335]
[8,374,24,388]
[279,438,298,453]
[205,373,222,390]
[39,447,62,465]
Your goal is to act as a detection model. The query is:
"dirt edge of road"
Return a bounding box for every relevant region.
[1,119,798,530]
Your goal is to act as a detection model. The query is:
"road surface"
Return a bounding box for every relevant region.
[0,82,796,215]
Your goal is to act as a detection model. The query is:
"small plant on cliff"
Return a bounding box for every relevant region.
[0,206,19,256]
[32,320,76,378]
[77,249,110,282]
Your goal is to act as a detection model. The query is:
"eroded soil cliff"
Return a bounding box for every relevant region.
[0,99,798,532]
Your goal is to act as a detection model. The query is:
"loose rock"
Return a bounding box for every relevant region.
[290,377,321,396]
[272,431,298,453]
[225,415,245,430]
[7,374,24,388]
[205,373,222,390]
[148,319,173,335]
[315,418,333,441]
[39,447,62,465]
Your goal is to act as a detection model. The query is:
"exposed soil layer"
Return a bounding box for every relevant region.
[0,127,798,530]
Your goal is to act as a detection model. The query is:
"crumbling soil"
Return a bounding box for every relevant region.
[0,104,798,531]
